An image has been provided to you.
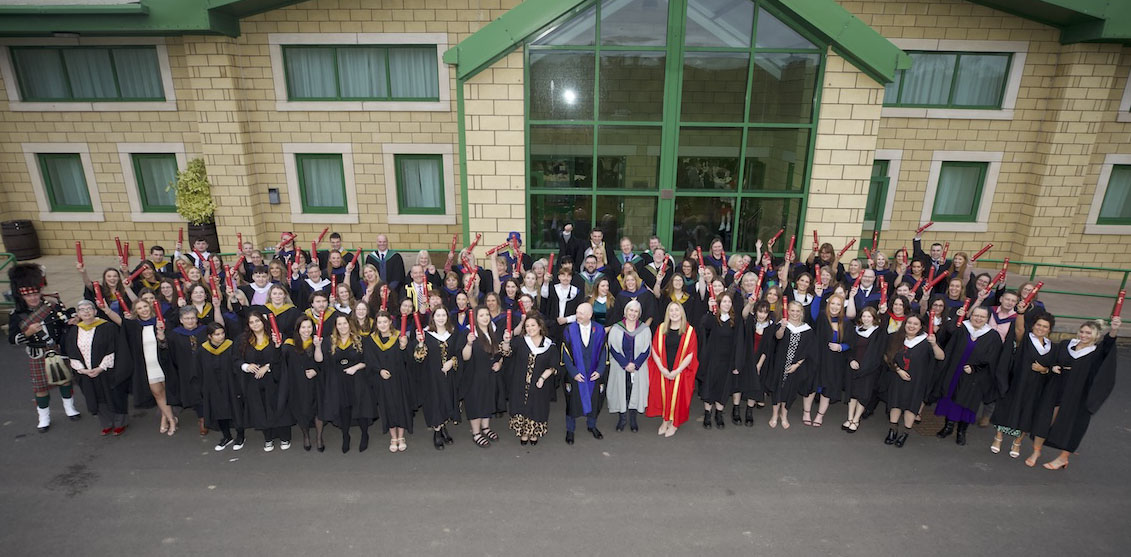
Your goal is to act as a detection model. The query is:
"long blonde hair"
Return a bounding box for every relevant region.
[659,301,689,336]
[330,314,362,354]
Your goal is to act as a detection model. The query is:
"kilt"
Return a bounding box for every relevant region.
[28,357,49,392]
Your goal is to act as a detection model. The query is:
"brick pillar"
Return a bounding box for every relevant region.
[1018,43,1121,263]
[182,36,265,249]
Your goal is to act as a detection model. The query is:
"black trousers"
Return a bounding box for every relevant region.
[261,426,291,442]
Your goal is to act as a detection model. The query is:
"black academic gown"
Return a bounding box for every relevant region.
[413,330,466,428]
[1035,336,1118,452]
[199,339,243,429]
[990,333,1056,433]
[541,283,583,341]
[119,318,163,409]
[765,323,817,408]
[696,314,743,405]
[843,324,887,404]
[506,336,561,424]
[930,322,1003,410]
[365,251,407,291]
[237,338,292,430]
[63,321,130,415]
[814,317,850,402]
[318,339,374,426]
[460,326,503,420]
[882,335,936,411]
[278,339,321,428]
[739,316,772,400]
[561,323,609,418]
[609,288,658,328]
[363,332,414,433]
[168,324,208,409]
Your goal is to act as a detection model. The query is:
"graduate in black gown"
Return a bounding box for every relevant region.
[561,303,609,445]
[989,309,1056,460]
[808,293,849,428]
[932,306,1003,446]
[278,315,323,451]
[316,314,373,453]
[841,306,887,433]
[697,292,742,430]
[168,304,214,436]
[199,322,245,451]
[608,271,657,329]
[738,300,773,424]
[1031,316,1121,470]
[102,297,178,435]
[411,307,465,450]
[363,311,414,453]
[460,307,504,448]
[236,310,292,452]
[881,314,944,448]
[64,300,130,435]
[502,313,560,446]
[766,301,817,430]
[262,284,300,338]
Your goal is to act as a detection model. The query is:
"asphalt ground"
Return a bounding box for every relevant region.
[1,340,1129,556]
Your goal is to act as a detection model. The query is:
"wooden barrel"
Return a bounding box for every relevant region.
[1,220,41,260]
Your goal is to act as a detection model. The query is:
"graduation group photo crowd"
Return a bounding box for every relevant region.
[7,222,1122,472]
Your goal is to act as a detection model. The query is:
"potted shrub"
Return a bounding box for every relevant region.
[169,157,220,252]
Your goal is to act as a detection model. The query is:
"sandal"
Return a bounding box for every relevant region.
[812,412,824,427]
[990,436,1002,454]
[473,433,490,448]
[482,427,499,441]
[1009,439,1022,459]
[847,421,859,433]
[802,411,812,426]
[398,438,407,452]
[389,439,399,453]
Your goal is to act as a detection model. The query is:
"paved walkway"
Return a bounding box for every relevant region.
[5,254,1127,336]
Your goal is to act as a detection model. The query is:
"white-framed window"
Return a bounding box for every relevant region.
[0,37,176,112]
[920,150,1003,233]
[21,143,104,222]
[882,40,1026,120]
[268,33,450,112]
[281,143,358,224]
[381,143,457,225]
[867,149,902,231]
[1117,67,1131,123]
[1085,154,1131,235]
[117,143,187,222]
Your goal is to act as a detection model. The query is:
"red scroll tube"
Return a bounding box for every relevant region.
[1114,290,1125,318]
[138,241,145,262]
[837,239,856,259]
[75,241,84,265]
[880,279,888,308]
[956,298,973,326]
[928,311,936,335]
[413,311,424,337]
[92,281,105,307]
[941,241,950,262]
[506,309,512,332]
[380,285,389,311]
[1021,281,1044,308]
[316,227,329,245]
[268,313,281,343]
[114,236,124,264]
[767,228,784,248]
[812,230,819,252]
[970,243,993,262]
[696,246,704,268]
[916,221,934,235]
[316,310,325,338]
[924,270,951,292]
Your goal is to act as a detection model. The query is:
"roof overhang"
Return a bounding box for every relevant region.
[0,0,309,38]
[969,0,1131,44]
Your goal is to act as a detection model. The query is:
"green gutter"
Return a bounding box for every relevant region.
[457,77,471,246]
[0,4,149,16]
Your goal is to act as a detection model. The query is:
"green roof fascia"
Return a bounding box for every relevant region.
[776,0,910,84]
[444,0,910,84]
[969,0,1131,44]
[0,0,308,38]
[443,0,589,80]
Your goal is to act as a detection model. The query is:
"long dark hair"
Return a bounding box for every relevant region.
[241,309,270,357]
[884,313,923,367]
[290,314,315,353]
[474,306,497,354]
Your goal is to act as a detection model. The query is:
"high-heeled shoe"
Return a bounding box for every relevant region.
[990,437,1003,454]
[1009,439,1022,458]
[894,432,909,448]
[703,410,712,429]
[520,437,529,446]
[714,409,725,429]
[341,431,351,454]
[802,410,812,426]
[441,425,454,445]
[884,428,897,445]
[744,406,754,427]
[731,405,742,425]
[1043,459,1069,471]
[1025,450,1041,467]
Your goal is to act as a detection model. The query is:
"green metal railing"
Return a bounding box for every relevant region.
[0,252,15,307]
[975,257,1127,321]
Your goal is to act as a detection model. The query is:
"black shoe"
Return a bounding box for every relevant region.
[956,423,968,446]
[860,409,873,421]
[731,405,742,425]
[433,430,445,450]
[629,413,639,432]
[588,427,603,440]
[703,410,712,429]
[745,407,754,427]
[616,414,627,431]
[894,432,909,448]
[316,438,325,453]
[565,431,574,445]
[359,432,369,453]
[530,438,538,445]
[441,425,454,445]
[714,409,725,429]
[341,432,351,454]
[936,420,955,439]
[884,428,897,445]
[520,438,529,446]
[67,414,81,422]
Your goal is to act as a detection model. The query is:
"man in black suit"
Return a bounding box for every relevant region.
[557,222,585,273]
[912,234,950,295]
[365,234,406,291]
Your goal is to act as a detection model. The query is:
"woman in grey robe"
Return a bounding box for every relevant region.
[606,299,651,432]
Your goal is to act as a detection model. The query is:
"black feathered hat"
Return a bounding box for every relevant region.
[9,263,46,296]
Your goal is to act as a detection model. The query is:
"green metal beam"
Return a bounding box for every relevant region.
[776,0,910,84]
[443,0,590,80]
[970,0,1131,44]
[0,4,149,16]
[0,0,304,38]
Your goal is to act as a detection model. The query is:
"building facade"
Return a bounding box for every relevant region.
[1,0,1130,271]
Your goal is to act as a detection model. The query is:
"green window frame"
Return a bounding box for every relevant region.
[864,160,890,222]
[394,154,446,215]
[131,153,178,213]
[295,154,348,215]
[10,45,165,102]
[1097,165,1131,225]
[931,161,988,223]
[281,45,440,102]
[884,51,1011,109]
[37,153,93,212]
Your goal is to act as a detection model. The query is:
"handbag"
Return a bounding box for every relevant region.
[43,351,73,386]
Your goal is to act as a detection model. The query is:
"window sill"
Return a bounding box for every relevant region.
[387,213,457,225]
[291,213,358,225]
[1117,113,1131,123]
[9,100,176,112]
[39,211,104,222]
[275,100,450,112]
[882,107,1013,120]
[129,211,179,223]
[1084,223,1131,235]
[922,221,987,233]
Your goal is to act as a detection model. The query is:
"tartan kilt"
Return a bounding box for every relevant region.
[28,357,49,392]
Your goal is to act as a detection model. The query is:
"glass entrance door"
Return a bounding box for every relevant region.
[526,0,825,260]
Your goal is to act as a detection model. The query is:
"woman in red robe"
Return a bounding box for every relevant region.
[648,301,699,436]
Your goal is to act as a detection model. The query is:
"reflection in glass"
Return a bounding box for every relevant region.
[748,52,819,123]
[599,51,666,121]
[735,197,802,253]
[595,196,658,249]
[672,196,736,254]
[676,128,741,190]
[685,0,753,48]
[530,126,594,189]
[530,194,591,251]
[532,4,597,46]
[529,51,595,120]
[754,8,816,49]
[681,52,749,123]
[743,128,809,191]
[600,0,669,47]
[598,126,661,190]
